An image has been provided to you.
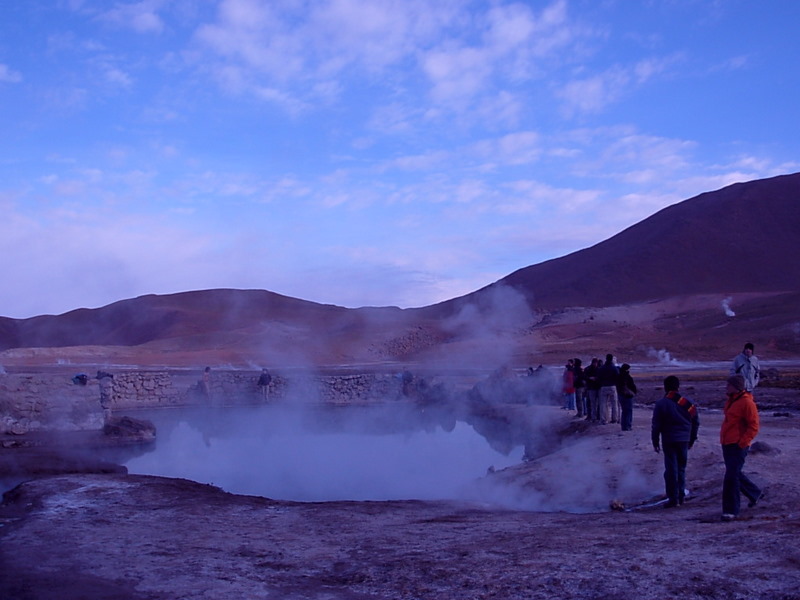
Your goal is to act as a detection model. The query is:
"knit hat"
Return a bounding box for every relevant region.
[727,374,745,392]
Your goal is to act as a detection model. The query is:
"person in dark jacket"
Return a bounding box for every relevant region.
[257,368,272,400]
[651,375,700,507]
[617,363,637,431]
[562,359,576,411]
[583,357,600,422]
[573,358,586,418]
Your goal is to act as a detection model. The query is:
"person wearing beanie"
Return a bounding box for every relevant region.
[730,342,760,392]
[651,375,699,508]
[720,374,763,521]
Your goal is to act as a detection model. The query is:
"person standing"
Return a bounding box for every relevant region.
[583,357,600,422]
[730,342,760,393]
[573,358,586,418]
[201,366,212,402]
[617,363,637,431]
[562,359,576,411]
[597,354,620,424]
[257,368,272,400]
[720,374,763,521]
[651,375,699,508]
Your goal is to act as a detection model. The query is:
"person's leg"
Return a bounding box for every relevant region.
[722,444,744,516]
[587,390,597,421]
[599,387,609,424]
[626,397,634,430]
[737,447,762,504]
[675,442,689,504]
[619,396,632,430]
[611,388,619,423]
[662,443,679,505]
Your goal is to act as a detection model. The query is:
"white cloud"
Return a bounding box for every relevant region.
[99,0,166,34]
[0,64,22,83]
[192,0,587,127]
[558,56,678,116]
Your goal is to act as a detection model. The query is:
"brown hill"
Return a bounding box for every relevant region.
[429,172,800,313]
[1,173,799,366]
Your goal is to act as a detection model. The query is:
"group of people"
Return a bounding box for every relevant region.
[561,354,638,430]
[651,342,763,521]
[558,342,763,521]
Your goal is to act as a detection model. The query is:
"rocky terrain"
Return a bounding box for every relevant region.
[1,370,799,600]
[1,173,799,598]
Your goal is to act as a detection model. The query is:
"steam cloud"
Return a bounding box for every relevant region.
[721,296,736,317]
[124,403,522,503]
[646,347,679,365]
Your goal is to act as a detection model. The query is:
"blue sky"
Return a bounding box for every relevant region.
[2,0,799,318]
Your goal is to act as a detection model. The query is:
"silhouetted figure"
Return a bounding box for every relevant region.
[561,359,575,411]
[201,367,212,402]
[583,357,601,421]
[617,363,637,431]
[573,358,586,418]
[257,368,272,400]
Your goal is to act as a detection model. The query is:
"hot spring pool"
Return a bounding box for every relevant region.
[123,404,522,502]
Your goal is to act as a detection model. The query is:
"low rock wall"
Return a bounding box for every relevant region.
[0,370,408,434]
[0,372,104,434]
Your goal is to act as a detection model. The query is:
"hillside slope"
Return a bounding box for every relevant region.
[1,173,799,365]
[428,172,800,314]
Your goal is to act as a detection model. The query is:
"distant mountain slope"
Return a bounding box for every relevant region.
[427,172,800,313]
[0,289,406,352]
[1,173,799,359]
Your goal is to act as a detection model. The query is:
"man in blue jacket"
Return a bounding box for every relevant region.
[652,375,700,507]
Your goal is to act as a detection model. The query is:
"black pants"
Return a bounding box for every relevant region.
[722,444,761,516]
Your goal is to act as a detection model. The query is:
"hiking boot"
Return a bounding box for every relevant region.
[721,513,736,522]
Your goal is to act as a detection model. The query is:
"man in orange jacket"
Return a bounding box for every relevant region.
[720,374,763,521]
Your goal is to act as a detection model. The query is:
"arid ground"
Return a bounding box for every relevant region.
[1,368,799,600]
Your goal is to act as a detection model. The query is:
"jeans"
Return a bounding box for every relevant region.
[722,444,761,516]
[599,386,618,423]
[575,388,586,417]
[662,441,689,504]
[619,394,634,430]
[563,392,576,410]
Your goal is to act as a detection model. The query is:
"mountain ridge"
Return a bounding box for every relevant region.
[2,173,799,365]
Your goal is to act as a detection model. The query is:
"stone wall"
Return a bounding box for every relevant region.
[0,372,104,434]
[0,370,409,434]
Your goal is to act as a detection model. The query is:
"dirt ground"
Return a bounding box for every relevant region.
[1,374,800,600]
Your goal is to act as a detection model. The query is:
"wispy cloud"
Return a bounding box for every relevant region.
[557,55,679,116]
[97,0,167,34]
[0,64,22,83]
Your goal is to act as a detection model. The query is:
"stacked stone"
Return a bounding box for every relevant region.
[0,373,102,434]
[0,370,414,434]
[111,372,185,409]
[320,374,402,405]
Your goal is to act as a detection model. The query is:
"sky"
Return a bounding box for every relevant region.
[2,0,799,319]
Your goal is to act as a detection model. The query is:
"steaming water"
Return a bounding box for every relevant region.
[124,405,521,502]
